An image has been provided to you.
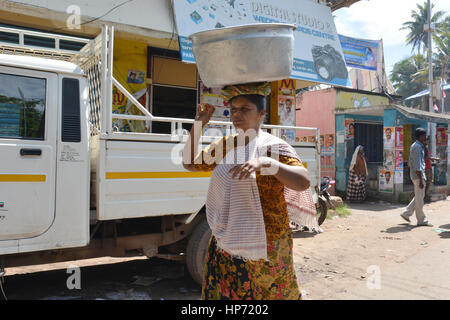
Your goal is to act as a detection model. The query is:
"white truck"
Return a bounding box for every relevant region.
[0,25,321,285]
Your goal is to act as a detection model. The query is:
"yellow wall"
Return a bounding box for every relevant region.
[112,38,148,132]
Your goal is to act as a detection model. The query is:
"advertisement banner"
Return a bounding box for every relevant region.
[173,0,351,87]
[338,34,381,71]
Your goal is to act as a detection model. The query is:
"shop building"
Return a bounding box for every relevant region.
[0,0,359,137]
[296,87,449,202]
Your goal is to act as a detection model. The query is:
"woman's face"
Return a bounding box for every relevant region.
[359,149,364,157]
[230,96,266,132]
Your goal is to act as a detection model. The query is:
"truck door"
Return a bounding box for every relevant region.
[0,66,57,240]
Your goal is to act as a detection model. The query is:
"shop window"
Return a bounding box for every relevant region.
[153,57,197,88]
[0,73,46,140]
[151,85,197,134]
[354,123,383,163]
[148,47,198,134]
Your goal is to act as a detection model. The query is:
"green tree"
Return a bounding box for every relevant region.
[390,54,428,102]
[433,16,450,82]
[400,2,445,54]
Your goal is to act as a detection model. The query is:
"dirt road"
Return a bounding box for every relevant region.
[2,198,450,300]
[294,198,450,300]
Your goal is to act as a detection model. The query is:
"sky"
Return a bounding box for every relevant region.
[334,0,450,77]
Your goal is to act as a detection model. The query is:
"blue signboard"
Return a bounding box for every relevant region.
[338,34,381,71]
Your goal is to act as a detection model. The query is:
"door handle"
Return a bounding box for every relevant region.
[20,148,42,156]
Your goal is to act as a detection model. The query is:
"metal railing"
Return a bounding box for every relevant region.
[0,26,93,59]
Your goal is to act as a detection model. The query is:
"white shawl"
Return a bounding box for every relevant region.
[206,131,318,261]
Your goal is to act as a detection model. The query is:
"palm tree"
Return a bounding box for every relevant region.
[400,2,445,53]
[390,54,429,101]
[434,16,450,82]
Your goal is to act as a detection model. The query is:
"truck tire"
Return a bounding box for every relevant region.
[186,218,211,286]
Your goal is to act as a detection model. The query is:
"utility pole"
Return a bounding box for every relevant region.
[426,0,436,157]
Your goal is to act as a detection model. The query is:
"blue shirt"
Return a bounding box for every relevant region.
[409,140,426,181]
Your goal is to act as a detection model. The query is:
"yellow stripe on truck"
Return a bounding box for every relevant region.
[105,171,213,180]
[0,174,46,182]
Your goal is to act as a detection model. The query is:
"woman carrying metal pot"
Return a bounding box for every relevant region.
[183,82,318,300]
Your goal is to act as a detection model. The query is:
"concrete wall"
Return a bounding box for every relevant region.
[296,88,336,193]
[4,0,175,34]
[335,113,383,193]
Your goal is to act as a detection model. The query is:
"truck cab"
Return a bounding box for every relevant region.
[0,54,90,253]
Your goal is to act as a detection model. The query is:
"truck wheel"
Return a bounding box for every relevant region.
[186,218,211,286]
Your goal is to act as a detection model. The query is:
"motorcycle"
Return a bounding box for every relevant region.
[316,176,336,226]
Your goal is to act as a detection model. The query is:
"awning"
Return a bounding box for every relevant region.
[405,84,450,101]
[334,104,450,124]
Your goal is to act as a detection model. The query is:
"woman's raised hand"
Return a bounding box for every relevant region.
[229,157,276,180]
[195,103,215,127]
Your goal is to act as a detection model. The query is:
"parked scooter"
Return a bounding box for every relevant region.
[316,176,336,226]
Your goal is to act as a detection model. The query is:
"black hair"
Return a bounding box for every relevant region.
[415,127,427,139]
[229,94,266,113]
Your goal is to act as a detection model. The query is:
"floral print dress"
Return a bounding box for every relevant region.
[193,135,303,300]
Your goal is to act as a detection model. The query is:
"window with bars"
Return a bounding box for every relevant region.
[353,122,383,163]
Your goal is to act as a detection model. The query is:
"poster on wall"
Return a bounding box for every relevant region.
[112,87,131,132]
[395,150,404,170]
[323,134,335,153]
[394,170,403,184]
[383,148,395,169]
[278,95,296,143]
[383,127,395,148]
[434,163,448,185]
[173,0,351,87]
[278,95,295,126]
[279,79,296,96]
[127,69,145,84]
[199,82,230,136]
[345,119,354,139]
[319,135,325,152]
[436,127,448,146]
[307,136,316,143]
[321,154,335,169]
[395,127,404,148]
[379,169,394,193]
[436,145,447,163]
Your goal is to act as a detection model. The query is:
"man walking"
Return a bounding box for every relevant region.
[401,128,433,227]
